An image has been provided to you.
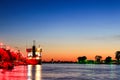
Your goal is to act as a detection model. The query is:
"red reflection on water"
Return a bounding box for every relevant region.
[0,66,27,80]
[0,65,42,80]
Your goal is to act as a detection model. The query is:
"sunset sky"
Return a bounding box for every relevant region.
[1,0,120,61]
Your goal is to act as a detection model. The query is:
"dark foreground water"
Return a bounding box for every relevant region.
[0,64,120,80]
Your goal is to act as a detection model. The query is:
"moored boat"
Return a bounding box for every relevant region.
[26,41,42,65]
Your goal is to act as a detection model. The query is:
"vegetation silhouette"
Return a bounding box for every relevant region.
[77,56,87,64]
[115,51,120,64]
[0,45,26,69]
[105,56,112,64]
[95,55,102,64]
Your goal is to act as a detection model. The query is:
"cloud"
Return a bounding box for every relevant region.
[88,34,120,41]
[112,35,120,40]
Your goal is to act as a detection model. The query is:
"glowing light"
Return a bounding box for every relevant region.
[28,57,32,59]
[36,52,41,57]
[36,57,40,60]
[28,52,33,57]
[37,48,40,51]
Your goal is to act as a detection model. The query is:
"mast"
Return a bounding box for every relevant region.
[32,40,36,57]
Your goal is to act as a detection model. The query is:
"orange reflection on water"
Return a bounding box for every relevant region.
[27,65,42,80]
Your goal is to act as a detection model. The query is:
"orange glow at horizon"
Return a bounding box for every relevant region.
[41,51,116,62]
[1,41,118,62]
[40,44,117,61]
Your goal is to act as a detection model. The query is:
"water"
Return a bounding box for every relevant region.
[0,64,120,80]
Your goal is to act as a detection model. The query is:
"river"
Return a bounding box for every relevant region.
[0,64,120,80]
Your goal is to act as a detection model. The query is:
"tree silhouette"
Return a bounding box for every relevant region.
[0,48,10,61]
[77,56,87,64]
[115,51,120,64]
[105,56,112,64]
[0,48,25,62]
[95,55,102,64]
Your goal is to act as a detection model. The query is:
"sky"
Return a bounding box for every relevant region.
[1,0,120,61]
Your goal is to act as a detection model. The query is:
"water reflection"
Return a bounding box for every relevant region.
[27,65,42,80]
[0,66,27,80]
[0,64,120,80]
[0,65,42,80]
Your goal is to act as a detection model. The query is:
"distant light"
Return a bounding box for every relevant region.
[37,48,40,51]
[36,57,40,60]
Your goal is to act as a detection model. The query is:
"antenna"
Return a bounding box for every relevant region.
[33,40,35,46]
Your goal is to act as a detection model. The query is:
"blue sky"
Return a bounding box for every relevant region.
[1,0,120,60]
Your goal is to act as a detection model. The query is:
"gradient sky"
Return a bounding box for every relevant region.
[1,0,120,61]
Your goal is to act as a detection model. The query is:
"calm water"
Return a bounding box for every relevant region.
[0,64,120,80]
